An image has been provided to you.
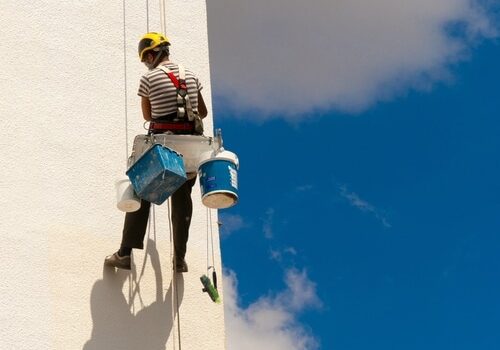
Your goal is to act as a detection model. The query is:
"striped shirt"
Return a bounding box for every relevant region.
[137,62,203,119]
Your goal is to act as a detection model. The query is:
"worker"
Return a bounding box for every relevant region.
[105,32,207,273]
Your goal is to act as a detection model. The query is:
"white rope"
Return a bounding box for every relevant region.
[146,0,150,32]
[206,207,217,274]
[210,209,216,272]
[130,206,155,309]
[159,0,167,35]
[166,198,184,350]
[175,272,183,350]
[137,2,183,348]
[122,0,129,166]
[206,207,210,271]
[159,3,182,345]
[166,199,175,345]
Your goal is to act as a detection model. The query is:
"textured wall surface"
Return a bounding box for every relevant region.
[0,1,226,349]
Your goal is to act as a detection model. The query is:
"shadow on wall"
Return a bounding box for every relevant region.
[83,239,183,350]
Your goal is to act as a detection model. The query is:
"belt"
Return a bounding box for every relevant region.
[149,121,194,131]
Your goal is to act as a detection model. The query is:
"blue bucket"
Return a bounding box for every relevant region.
[198,150,239,209]
[127,144,187,205]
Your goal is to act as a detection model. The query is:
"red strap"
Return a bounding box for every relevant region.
[164,71,187,91]
[159,65,188,90]
[150,122,193,130]
[165,71,180,89]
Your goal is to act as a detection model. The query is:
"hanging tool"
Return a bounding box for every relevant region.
[200,268,220,303]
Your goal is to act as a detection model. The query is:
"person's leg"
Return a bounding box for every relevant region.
[171,176,197,271]
[105,199,151,270]
[121,199,151,249]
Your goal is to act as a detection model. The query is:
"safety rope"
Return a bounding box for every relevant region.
[159,0,167,37]
[206,208,210,271]
[206,207,217,275]
[166,198,182,350]
[130,205,156,309]
[123,0,133,316]
[157,3,183,348]
[210,210,216,273]
[123,1,183,347]
[146,0,150,32]
[122,0,129,166]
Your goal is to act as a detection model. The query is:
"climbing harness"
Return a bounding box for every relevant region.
[149,121,195,133]
[158,65,188,118]
[157,64,204,135]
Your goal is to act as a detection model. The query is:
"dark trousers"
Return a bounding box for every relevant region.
[121,176,197,260]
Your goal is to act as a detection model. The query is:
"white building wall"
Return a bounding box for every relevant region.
[0,1,226,349]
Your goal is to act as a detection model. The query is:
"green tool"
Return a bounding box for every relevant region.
[200,271,220,303]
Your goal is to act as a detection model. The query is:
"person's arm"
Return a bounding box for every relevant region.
[141,97,152,121]
[198,92,208,119]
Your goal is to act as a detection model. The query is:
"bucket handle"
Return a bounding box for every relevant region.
[215,128,223,152]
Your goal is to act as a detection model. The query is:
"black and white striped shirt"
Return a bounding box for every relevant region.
[137,62,203,119]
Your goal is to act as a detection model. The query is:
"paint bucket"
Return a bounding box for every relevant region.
[126,144,187,205]
[115,177,141,212]
[198,150,239,209]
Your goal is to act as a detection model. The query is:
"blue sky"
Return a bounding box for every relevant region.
[206,1,500,349]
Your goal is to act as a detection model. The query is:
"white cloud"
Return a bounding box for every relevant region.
[262,208,275,239]
[270,246,298,262]
[219,213,246,237]
[269,249,283,262]
[224,268,321,350]
[207,0,498,118]
[284,246,297,256]
[339,185,391,228]
[295,184,314,192]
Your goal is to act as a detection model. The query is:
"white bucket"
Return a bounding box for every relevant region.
[115,177,141,212]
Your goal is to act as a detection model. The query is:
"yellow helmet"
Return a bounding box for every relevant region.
[138,32,170,61]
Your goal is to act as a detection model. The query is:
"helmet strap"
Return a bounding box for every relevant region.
[152,54,163,69]
[147,49,168,70]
